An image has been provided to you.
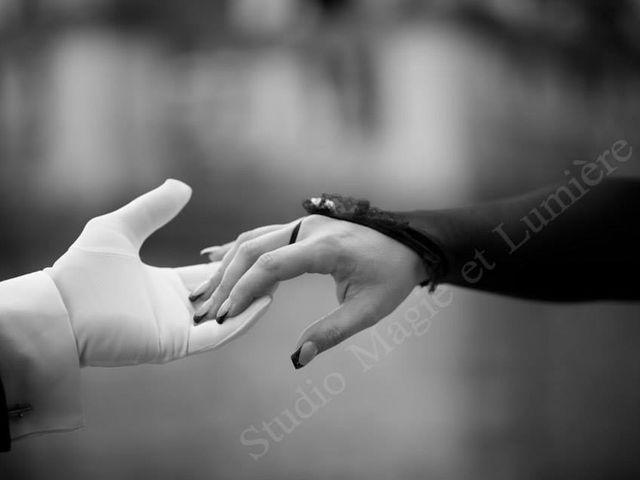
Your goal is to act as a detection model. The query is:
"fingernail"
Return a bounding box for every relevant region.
[193,297,212,324]
[189,293,203,302]
[216,298,231,324]
[299,342,318,366]
[190,279,209,302]
[200,246,219,256]
[291,341,317,369]
[290,348,302,369]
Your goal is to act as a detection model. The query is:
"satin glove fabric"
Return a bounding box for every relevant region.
[46,179,271,367]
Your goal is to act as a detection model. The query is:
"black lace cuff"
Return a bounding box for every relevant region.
[302,194,447,290]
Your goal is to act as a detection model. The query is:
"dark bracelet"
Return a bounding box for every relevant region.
[302,194,448,290]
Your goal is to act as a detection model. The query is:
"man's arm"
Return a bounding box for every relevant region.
[0,180,272,450]
[0,272,85,451]
[1,375,10,451]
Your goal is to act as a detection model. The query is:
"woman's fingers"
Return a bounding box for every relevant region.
[195,225,295,323]
[219,240,330,321]
[291,294,380,369]
[188,296,272,355]
[200,241,234,261]
[189,224,284,302]
[172,262,220,291]
[189,247,234,302]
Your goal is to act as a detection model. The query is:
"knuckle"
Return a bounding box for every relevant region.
[314,235,354,276]
[214,281,229,298]
[310,242,336,274]
[237,240,257,258]
[237,225,270,244]
[257,252,279,273]
[318,231,341,251]
[304,214,328,230]
[323,324,344,346]
[215,272,232,295]
[236,230,254,244]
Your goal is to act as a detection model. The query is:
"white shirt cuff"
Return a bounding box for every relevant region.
[0,271,84,440]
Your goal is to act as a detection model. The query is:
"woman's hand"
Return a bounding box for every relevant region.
[190,215,426,368]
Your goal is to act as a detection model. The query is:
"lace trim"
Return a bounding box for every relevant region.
[302,194,446,290]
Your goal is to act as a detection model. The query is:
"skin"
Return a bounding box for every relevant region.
[191,178,640,368]
[189,215,426,367]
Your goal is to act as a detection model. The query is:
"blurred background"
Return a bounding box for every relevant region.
[1,0,640,479]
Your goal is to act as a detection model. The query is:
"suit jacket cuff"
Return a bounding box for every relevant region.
[0,271,84,442]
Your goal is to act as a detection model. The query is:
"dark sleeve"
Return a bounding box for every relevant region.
[0,374,10,452]
[400,178,640,301]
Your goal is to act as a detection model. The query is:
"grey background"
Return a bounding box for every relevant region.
[1,1,640,479]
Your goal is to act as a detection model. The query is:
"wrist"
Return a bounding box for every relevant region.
[0,271,84,441]
[302,194,448,290]
[396,209,466,285]
[406,244,430,286]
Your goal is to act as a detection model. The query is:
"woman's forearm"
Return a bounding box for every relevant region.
[189,177,639,368]
[403,178,640,301]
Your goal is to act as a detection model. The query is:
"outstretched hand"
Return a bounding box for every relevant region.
[191,215,426,369]
[46,179,271,367]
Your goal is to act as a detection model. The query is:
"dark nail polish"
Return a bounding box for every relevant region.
[193,314,206,324]
[290,347,303,369]
[216,312,228,325]
[189,292,204,302]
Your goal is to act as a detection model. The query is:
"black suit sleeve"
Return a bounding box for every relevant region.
[0,374,10,452]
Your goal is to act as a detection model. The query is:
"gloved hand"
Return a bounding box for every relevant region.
[45,179,271,367]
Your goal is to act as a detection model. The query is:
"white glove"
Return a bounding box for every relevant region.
[45,179,271,367]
